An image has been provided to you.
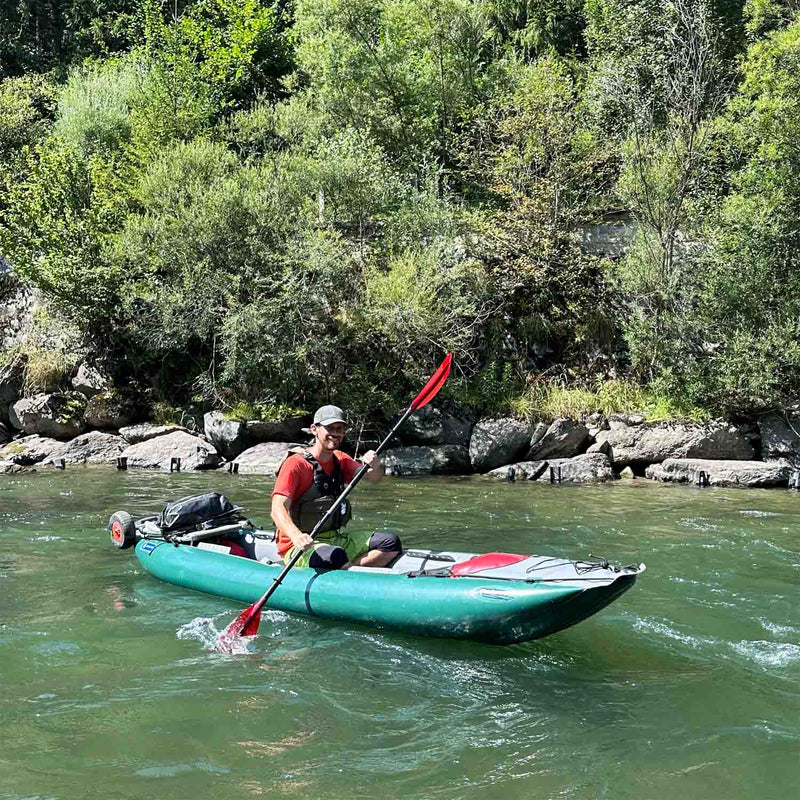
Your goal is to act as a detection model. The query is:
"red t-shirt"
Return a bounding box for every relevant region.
[272,451,359,555]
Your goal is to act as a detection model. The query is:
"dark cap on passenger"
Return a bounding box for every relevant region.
[313,405,346,426]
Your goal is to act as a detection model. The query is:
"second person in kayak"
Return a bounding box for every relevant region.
[271,405,402,569]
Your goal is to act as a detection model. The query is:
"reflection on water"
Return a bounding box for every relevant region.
[1,468,798,800]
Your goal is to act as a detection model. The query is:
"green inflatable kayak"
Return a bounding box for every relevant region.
[112,497,645,645]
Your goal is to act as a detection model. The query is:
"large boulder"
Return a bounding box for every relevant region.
[71,363,109,397]
[469,418,534,472]
[119,422,189,444]
[204,411,252,460]
[487,460,550,481]
[382,445,472,476]
[646,458,791,488]
[45,431,125,465]
[526,418,591,460]
[489,453,615,483]
[0,376,20,424]
[0,434,62,465]
[233,442,296,474]
[84,391,139,430]
[9,392,87,439]
[534,453,616,483]
[600,415,757,468]
[247,416,310,443]
[759,412,800,462]
[119,430,221,470]
[398,404,474,447]
[1,460,34,474]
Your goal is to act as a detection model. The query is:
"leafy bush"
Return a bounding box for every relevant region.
[1,139,135,344]
[54,58,142,157]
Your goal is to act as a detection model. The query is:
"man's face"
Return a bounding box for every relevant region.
[313,422,345,450]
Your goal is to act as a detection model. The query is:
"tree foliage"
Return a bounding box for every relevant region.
[1,0,799,418]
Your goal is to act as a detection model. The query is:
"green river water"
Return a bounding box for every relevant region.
[1,468,798,800]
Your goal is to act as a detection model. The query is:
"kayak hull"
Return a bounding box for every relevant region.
[135,540,639,645]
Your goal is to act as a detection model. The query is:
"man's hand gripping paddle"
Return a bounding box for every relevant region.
[216,353,453,652]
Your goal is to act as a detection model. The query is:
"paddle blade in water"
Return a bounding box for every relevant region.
[216,602,261,652]
[410,353,452,410]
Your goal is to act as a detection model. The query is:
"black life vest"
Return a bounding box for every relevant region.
[280,449,352,534]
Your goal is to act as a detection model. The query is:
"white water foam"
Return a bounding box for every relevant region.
[740,510,779,518]
[730,640,800,669]
[758,619,800,638]
[176,616,252,655]
[631,616,718,650]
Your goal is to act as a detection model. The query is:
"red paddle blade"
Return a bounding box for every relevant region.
[410,353,452,410]
[216,602,261,652]
[241,608,262,637]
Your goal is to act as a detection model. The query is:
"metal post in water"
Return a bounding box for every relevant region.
[170,457,181,473]
[228,462,239,474]
[116,456,127,470]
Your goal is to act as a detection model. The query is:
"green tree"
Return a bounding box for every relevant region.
[293,0,496,173]
[694,16,800,409]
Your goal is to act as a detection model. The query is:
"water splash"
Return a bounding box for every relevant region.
[176,616,253,655]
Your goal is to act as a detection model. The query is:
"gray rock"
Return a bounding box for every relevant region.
[71,363,109,397]
[383,445,471,476]
[204,411,252,460]
[9,393,87,439]
[399,404,474,446]
[586,435,612,456]
[399,406,444,444]
[619,466,636,479]
[759,412,800,462]
[531,453,616,483]
[119,423,189,444]
[487,460,549,481]
[528,422,548,450]
[233,441,298,474]
[45,431,125,464]
[247,416,310,442]
[586,412,608,438]
[0,377,20,424]
[119,430,221,471]
[0,460,35,474]
[440,408,474,446]
[488,453,615,483]
[527,418,591,460]
[469,418,533,472]
[84,391,138,430]
[0,434,63,465]
[603,416,756,467]
[646,458,790,488]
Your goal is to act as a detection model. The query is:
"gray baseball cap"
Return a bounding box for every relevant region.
[313,405,346,426]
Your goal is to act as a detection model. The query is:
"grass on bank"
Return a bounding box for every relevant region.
[505,378,711,423]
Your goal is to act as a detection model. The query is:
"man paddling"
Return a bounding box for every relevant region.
[271,405,402,570]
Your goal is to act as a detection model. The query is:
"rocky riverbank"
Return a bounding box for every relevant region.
[1,381,799,489]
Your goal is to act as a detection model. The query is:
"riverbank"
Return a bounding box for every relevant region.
[2,394,799,489]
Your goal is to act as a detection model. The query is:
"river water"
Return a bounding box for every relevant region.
[1,468,798,799]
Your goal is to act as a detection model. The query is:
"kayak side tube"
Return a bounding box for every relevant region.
[135,541,639,645]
